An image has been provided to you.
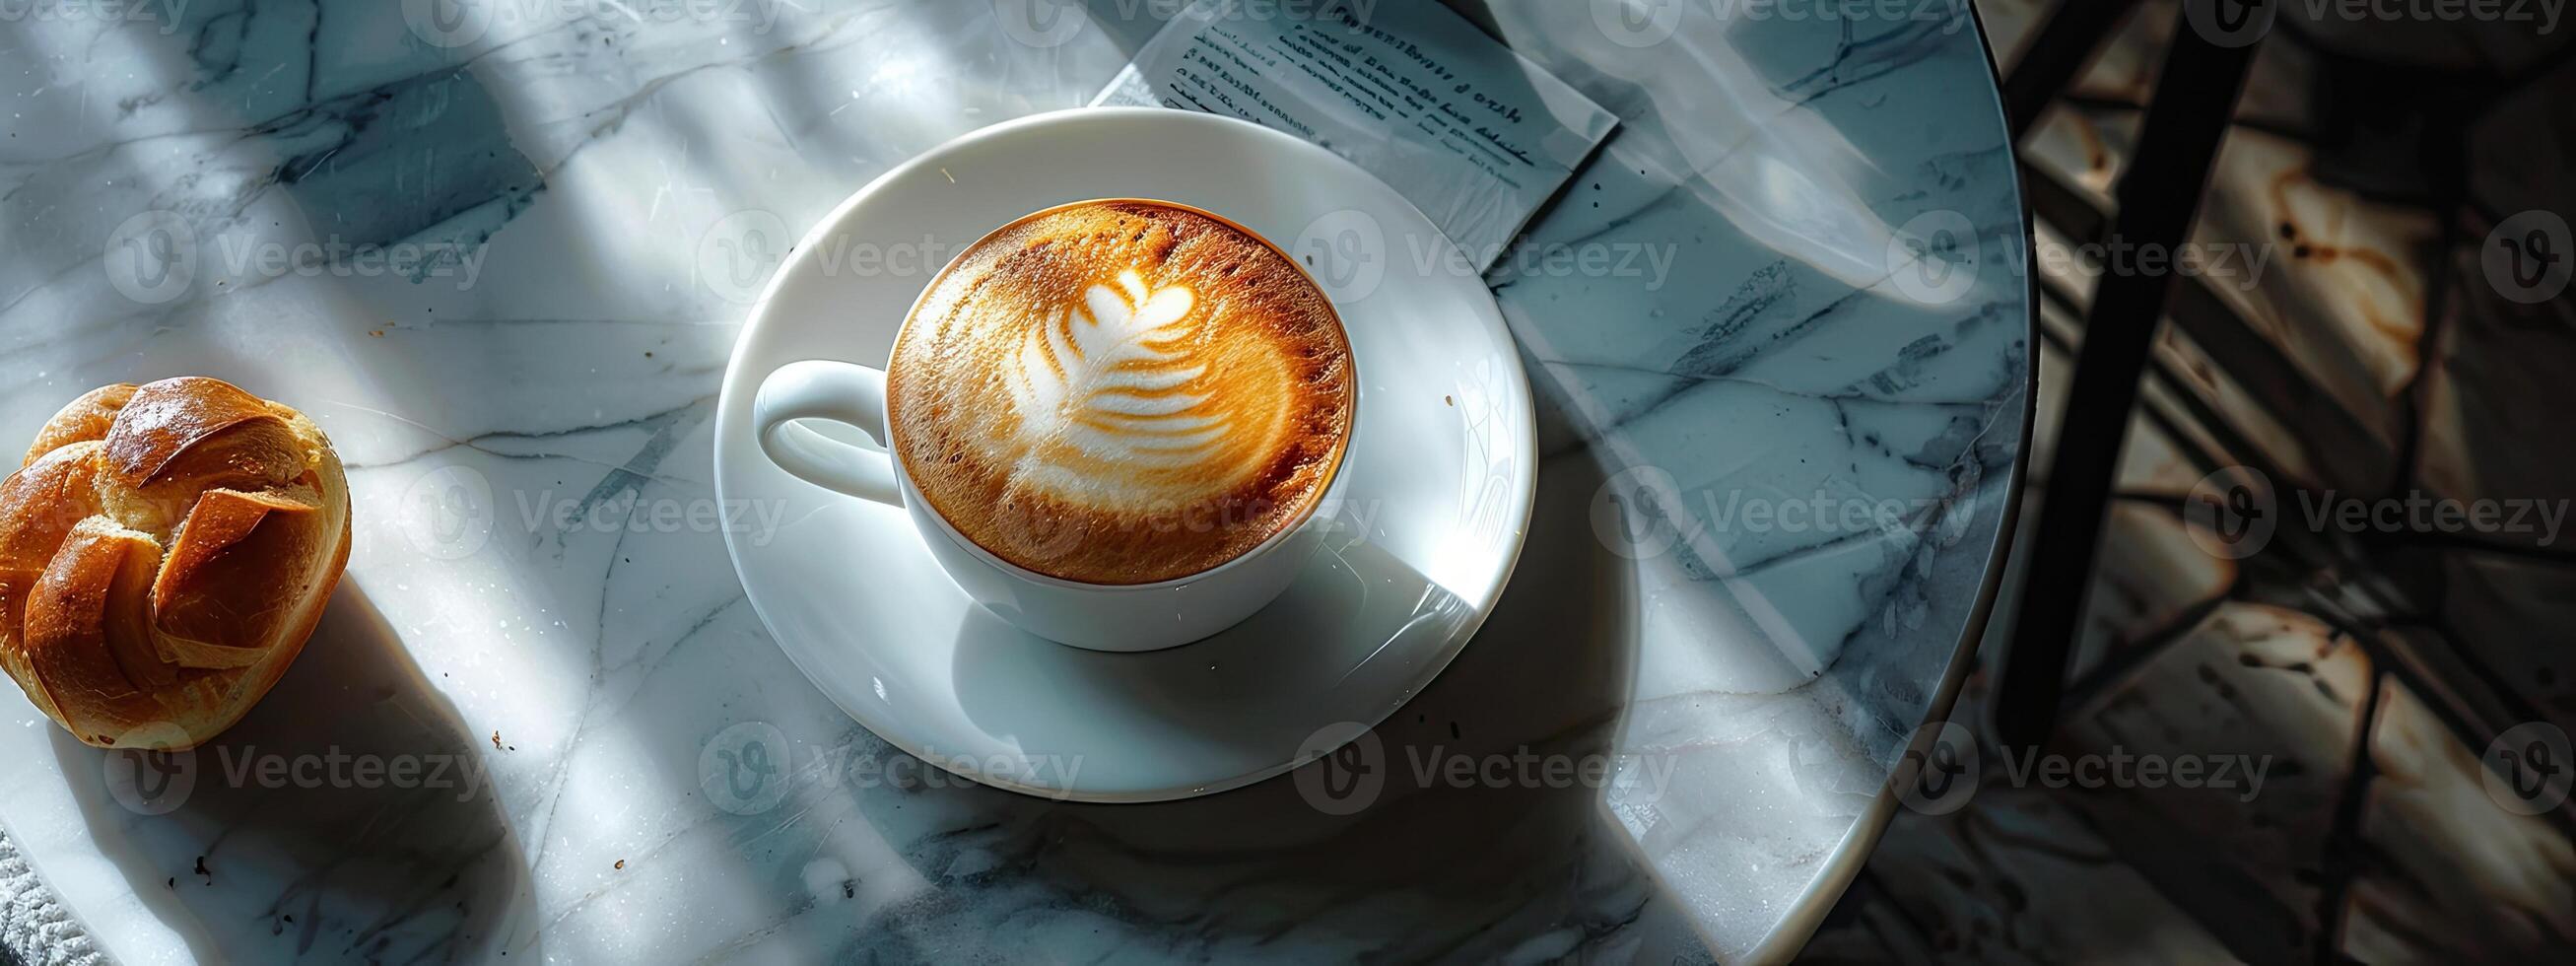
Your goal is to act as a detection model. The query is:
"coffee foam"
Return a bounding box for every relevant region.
[887,201,1353,586]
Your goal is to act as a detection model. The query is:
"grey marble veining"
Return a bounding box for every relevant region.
[0,1,2025,962]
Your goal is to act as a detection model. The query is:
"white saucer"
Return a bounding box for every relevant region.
[712,107,1535,802]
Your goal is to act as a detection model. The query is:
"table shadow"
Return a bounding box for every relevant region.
[948,524,1484,795]
[871,448,1715,961]
[48,583,541,963]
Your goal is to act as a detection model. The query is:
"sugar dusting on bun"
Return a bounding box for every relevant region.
[888,201,1353,586]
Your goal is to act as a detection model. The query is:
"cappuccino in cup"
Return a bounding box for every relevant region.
[886,200,1356,586]
[752,197,1357,650]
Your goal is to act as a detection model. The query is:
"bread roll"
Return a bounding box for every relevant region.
[0,378,350,751]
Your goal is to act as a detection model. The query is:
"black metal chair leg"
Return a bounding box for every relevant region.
[1993,6,2267,750]
[2000,0,2143,136]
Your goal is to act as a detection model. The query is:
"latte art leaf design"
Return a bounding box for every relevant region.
[1006,270,1227,471]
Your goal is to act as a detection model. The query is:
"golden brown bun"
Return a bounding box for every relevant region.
[0,378,350,751]
[888,200,1354,585]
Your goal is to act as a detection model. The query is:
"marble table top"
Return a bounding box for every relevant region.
[0,1,2027,962]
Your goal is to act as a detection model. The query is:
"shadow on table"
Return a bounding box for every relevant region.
[50,583,541,963]
[947,521,1480,797]
[868,448,1711,961]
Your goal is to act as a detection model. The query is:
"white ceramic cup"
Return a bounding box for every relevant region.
[749,201,1354,653]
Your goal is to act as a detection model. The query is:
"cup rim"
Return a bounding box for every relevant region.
[878,197,1360,591]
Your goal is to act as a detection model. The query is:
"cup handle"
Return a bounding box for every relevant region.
[753,360,900,506]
